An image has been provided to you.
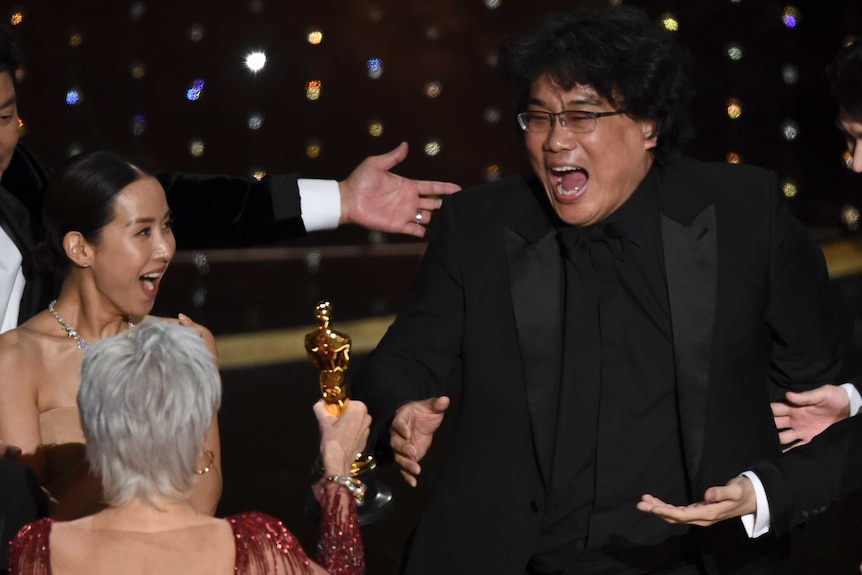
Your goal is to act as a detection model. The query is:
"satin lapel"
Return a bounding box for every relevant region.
[661,206,717,484]
[0,185,35,257]
[505,226,563,487]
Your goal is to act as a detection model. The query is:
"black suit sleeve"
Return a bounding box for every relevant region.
[751,414,862,536]
[157,171,307,249]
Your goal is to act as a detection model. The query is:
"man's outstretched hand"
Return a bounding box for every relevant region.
[339,142,460,237]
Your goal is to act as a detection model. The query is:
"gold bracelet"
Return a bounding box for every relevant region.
[325,475,366,506]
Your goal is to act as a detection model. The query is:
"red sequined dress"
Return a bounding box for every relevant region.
[9,488,363,575]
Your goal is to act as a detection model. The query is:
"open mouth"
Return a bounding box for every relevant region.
[550,166,588,197]
[140,271,163,297]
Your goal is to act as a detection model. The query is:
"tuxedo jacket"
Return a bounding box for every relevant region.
[0,144,307,325]
[752,407,862,537]
[353,155,842,575]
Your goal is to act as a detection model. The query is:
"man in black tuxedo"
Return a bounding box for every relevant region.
[352,6,841,575]
[639,38,862,553]
[0,23,458,329]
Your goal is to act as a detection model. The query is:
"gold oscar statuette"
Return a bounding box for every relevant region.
[305,300,375,475]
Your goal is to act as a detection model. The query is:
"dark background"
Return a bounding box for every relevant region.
[6,0,862,236]
[6,1,862,572]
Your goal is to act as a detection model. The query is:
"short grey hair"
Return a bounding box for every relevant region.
[78,320,221,507]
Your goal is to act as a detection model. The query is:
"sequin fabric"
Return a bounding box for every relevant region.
[8,488,364,575]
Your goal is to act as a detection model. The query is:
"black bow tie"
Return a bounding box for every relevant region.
[557,222,626,262]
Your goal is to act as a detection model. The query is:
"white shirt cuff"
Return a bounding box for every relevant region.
[739,471,771,538]
[298,179,341,232]
[841,382,862,417]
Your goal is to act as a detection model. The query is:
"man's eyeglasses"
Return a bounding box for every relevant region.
[516,110,627,133]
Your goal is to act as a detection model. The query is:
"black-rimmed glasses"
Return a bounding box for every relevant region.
[516,109,627,133]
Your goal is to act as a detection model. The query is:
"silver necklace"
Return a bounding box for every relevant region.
[47,300,135,351]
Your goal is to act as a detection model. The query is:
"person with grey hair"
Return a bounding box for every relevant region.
[8,321,371,575]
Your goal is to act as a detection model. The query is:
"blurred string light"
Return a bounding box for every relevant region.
[424,81,442,98]
[245,50,267,73]
[247,113,264,130]
[186,79,205,101]
[782,180,798,198]
[129,2,146,21]
[307,29,323,45]
[485,164,501,181]
[782,6,799,29]
[726,43,744,61]
[250,168,266,181]
[189,139,205,157]
[484,107,501,125]
[424,139,441,156]
[842,204,860,231]
[306,80,322,100]
[782,63,799,84]
[131,114,146,136]
[65,89,81,106]
[726,152,742,164]
[367,58,383,79]
[726,98,743,119]
[10,11,24,25]
[306,140,322,159]
[661,14,679,32]
[781,120,799,141]
[485,0,501,9]
[130,60,146,80]
[69,31,83,47]
[189,23,204,42]
[368,120,384,137]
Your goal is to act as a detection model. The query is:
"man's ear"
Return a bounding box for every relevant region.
[63,231,93,269]
[642,119,659,150]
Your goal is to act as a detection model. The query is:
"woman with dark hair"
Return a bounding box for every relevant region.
[0,150,222,519]
[9,321,368,574]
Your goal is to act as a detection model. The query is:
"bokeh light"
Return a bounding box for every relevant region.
[485,164,501,181]
[130,60,146,80]
[251,168,266,181]
[661,14,679,32]
[726,98,743,119]
[782,63,799,84]
[247,113,264,130]
[306,80,322,101]
[69,31,83,47]
[842,204,860,231]
[782,6,799,28]
[306,140,322,159]
[424,139,441,156]
[782,181,798,198]
[424,81,442,98]
[368,120,384,137]
[186,79,205,101]
[726,152,742,164]
[131,114,146,136]
[307,30,323,45]
[726,43,744,61]
[189,139,205,157]
[129,2,146,21]
[367,58,383,79]
[65,89,81,106]
[245,51,267,73]
[485,0,501,9]
[781,120,799,141]
[189,23,204,42]
[484,107,501,125]
[10,11,24,25]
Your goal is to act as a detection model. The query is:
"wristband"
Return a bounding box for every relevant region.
[326,475,366,506]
